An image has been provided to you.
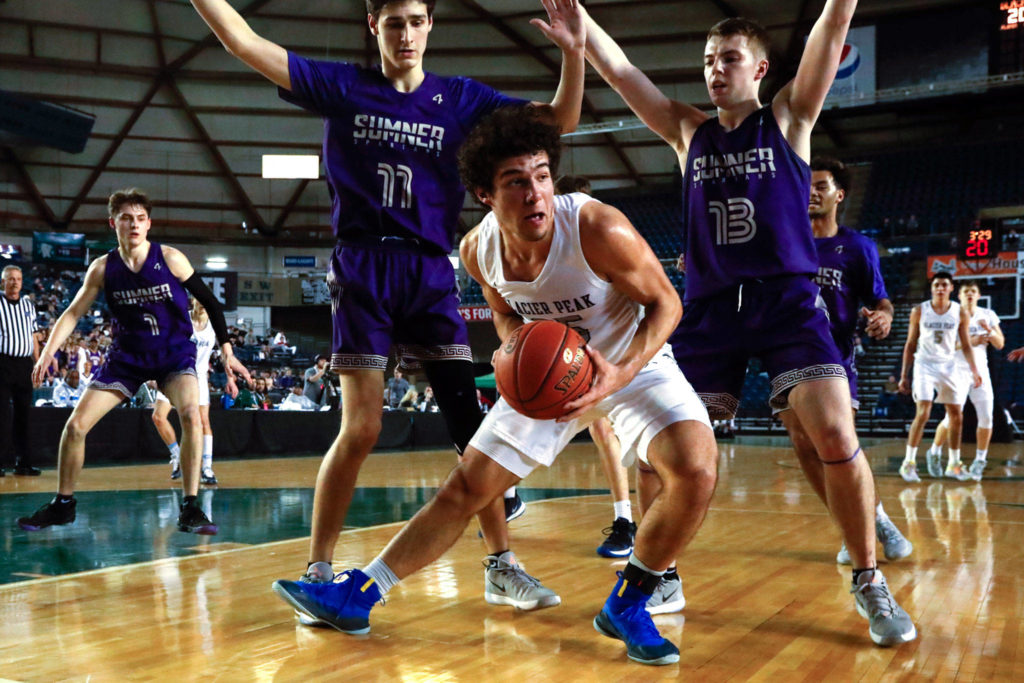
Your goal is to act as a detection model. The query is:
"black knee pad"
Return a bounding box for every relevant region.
[423,360,484,454]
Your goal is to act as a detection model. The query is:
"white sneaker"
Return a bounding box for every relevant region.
[967,459,986,481]
[484,554,560,611]
[899,462,921,483]
[836,542,851,565]
[646,574,685,614]
[944,462,972,482]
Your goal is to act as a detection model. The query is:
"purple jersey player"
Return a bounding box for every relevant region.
[19,188,251,536]
[191,0,585,614]
[780,156,910,569]
[583,0,916,648]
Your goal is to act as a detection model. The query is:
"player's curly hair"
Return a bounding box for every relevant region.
[367,0,435,20]
[458,106,562,196]
[108,188,152,219]
[811,156,851,194]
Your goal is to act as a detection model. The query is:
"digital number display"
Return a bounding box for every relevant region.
[959,220,1001,261]
[1003,1,1023,31]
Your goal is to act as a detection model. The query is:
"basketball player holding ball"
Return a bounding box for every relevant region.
[274,107,716,666]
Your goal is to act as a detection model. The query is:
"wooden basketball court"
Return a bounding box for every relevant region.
[2,437,1022,680]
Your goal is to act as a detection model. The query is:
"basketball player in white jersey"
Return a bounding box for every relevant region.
[898,271,981,482]
[927,281,1004,480]
[152,299,221,485]
[273,107,716,666]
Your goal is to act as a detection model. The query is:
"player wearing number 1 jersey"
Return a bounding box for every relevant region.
[190,0,585,616]
[583,0,917,646]
[16,188,250,535]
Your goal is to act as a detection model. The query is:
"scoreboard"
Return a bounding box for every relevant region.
[959,219,1001,261]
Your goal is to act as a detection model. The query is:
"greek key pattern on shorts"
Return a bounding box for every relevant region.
[769,364,847,402]
[90,380,134,398]
[397,344,473,363]
[160,367,197,389]
[331,353,388,371]
[698,392,739,420]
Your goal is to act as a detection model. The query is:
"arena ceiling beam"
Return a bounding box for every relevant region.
[455,0,643,185]
[1,146,57,227]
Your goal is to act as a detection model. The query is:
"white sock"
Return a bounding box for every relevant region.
[904,445,917,464]
[202,435,213,468]
[169,442,180,461]
[362,557,399,596]
[503,487,516,499]
[613,499,632,522]
[948,448,961,467]
[875,502,890,523]
[975,449,987,462]
[928,443,942,457]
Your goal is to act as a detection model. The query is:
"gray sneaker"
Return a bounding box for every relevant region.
[876,517,913,561]
[836,542,851,565]
[945,461,972,481]
[646,574,685,614]
[294,562,334,627]
[926,450,943,478]
[967,459,986,481]
[484,555,560,611]
[851,569,917,646]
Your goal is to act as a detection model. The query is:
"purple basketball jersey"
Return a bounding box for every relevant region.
[814,225,888,366]
[104,243,194,357]
[682,106,817,302]
[281,55,524,254]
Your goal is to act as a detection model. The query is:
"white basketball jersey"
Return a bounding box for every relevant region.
[955,306,999,378]
[192,320,217,378]
[476,193,642,365]
[916,300,960,368]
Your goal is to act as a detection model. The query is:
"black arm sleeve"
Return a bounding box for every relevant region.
[182,273,231,347]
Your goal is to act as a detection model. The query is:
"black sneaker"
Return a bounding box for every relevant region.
[18,498,76,531]
[170,461,181,480]
[504,493,526,522]
[200,467,218,486]
[14,464,42,476]
[177,501,218,535]
[597,517,637,558]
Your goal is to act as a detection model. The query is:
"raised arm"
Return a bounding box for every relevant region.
[460,226,523,342]
[773,0,857,158]
[191,0,290,89]
[898,305,920,394]
[583,6,707,155]
[527,0,586,133]
[34,258,105,385]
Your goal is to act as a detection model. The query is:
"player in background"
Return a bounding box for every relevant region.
[152,298,221,485]
[17,188,249,534]
[926,281,1004,480]
[779,156,911,565]
[582,0,917,646]
[273,108,716,666]
[190,0,585,617]
[898,271,982,482]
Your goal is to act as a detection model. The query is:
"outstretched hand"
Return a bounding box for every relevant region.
[557,345,634,423]
[31,352,59,387]
[531,0,585,52]
[860,306,892,339]
[1009,347,1024,362]
[223,354,251,399]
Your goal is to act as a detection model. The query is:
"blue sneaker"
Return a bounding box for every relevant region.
[594,574,679,665]
[272,569,382,634]
[596,517,636,558]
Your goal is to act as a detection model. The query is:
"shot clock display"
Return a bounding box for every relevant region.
[959,220,1001,261]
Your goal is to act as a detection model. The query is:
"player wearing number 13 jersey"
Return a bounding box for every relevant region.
[584,3,917,647]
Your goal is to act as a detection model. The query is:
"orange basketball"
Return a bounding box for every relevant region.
[493,320,594,419]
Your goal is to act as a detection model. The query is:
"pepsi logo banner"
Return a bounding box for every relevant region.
[824,25,876,107]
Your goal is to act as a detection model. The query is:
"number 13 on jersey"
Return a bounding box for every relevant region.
[710,198,757,245]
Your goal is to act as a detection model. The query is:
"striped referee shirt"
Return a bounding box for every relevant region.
[0,294,40,357]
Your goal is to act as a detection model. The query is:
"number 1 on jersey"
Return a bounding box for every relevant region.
[378,162,413,209]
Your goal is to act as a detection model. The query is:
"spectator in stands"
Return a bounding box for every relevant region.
[276,367,297,390]
[252,376,273,410]
[385,367,410,410]
[875,375,901,417]
[233,379,258,409]
[281,385,319,411]
[398,386,419,410]
[906,214,919,234]
[272,329,297,354]
[853,333,865,357]
[418,385,439,412]
[304,355,329,402]
[52,369,86,408]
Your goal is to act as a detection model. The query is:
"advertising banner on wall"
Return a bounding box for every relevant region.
[32,232,86,265]
[824,25,876,106]
[927,252,1024,278]
[198,271,238,310]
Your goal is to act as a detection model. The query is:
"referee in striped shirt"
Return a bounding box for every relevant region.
[1,264,42,476]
